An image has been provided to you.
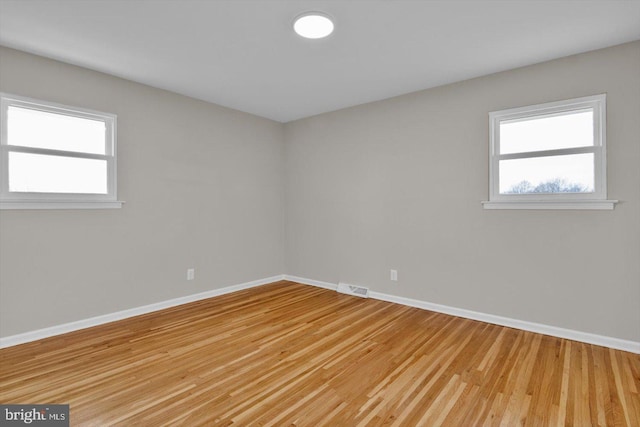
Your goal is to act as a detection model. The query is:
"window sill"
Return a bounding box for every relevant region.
[0,201,125,210]
[481,200,618,210]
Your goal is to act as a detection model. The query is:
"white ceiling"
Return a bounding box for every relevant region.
[1,0,639,123]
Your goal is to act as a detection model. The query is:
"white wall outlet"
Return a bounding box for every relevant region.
[390,269,398,281]
[187,268,195,281]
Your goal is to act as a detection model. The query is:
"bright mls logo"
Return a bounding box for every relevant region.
[0,405,69,426]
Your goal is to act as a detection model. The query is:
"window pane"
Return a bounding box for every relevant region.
[9,152,108,194]
[7,106,106,155]
[499,153,594,194]
[500,110,593,154]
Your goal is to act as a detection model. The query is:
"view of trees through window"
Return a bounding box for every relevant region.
[504,178,592,194]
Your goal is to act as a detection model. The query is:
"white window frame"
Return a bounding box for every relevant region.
[482,94,617,210]
[0,93,122,209]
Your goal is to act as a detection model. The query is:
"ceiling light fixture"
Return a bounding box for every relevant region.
[293,12,334,39]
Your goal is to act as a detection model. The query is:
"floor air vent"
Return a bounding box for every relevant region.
[337,282,369,298]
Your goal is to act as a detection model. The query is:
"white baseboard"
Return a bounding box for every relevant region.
[3,274,638,354]
[284,275,338,291]
[0,275,285,349]
[284,275,640,354]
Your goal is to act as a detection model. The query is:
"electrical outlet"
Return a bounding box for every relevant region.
[187,268,195,281]
[390,269,398,281]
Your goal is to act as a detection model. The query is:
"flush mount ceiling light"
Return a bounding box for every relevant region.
[293,12,334,39]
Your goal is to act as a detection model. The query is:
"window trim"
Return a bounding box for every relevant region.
[0,93,123,209]
[483,94,617,210]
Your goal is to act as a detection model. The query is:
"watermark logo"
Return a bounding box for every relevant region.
[0,405,69,426]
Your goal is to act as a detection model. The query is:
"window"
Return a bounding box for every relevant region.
[0,93,122,209]
[483,94,616,210]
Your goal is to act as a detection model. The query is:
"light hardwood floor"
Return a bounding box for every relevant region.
[1,281,638,426]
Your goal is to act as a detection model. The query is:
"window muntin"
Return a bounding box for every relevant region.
[488,94,606,203]
[0,93,117,206]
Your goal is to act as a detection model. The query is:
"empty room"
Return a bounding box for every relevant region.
[0,0,639,425]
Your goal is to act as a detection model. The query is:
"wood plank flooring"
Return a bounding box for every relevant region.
[1,281,638,426]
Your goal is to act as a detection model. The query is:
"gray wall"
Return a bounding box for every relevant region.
[284,41,640,342]
[0,47,285,337]
[2,42,639,343]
